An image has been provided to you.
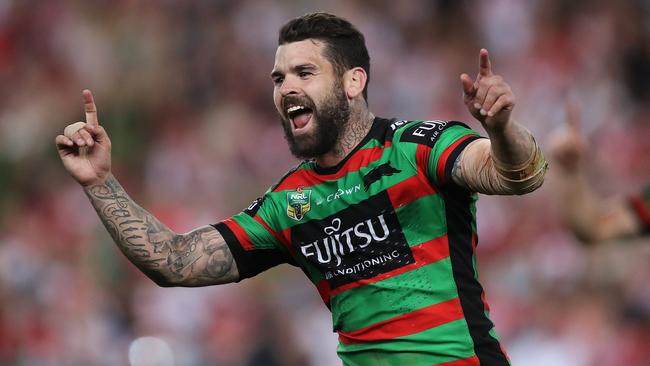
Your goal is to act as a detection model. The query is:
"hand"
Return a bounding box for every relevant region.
[55,89,112,186]
[460,49,515,132]
[549,99,586,173]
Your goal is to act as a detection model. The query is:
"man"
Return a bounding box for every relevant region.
[56,13,546,366]
[551,101,650,243]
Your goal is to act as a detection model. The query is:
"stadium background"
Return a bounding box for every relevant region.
[0,0,649,365]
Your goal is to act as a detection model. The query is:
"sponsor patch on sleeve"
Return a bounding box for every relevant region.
[243,197,265,217]
[400,120,468,148]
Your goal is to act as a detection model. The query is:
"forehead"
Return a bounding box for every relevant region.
[273,39,330,71]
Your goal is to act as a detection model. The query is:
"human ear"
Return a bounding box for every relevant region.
[344,67,367,99]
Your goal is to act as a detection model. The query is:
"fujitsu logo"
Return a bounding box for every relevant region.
[411,120,447,140]
[300,215,390,266]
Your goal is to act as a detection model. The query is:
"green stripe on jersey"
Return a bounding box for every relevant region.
[469,195,478,232]
[331,257,457,332]
[395,194,447,245]
[231,214,279,250]
[426,125,480,185]
[337,318,476,366]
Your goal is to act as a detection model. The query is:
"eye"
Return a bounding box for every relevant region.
[299,71,312,79]
[272,76,284,85]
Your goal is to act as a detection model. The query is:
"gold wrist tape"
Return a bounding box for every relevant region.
[492,135,546,181]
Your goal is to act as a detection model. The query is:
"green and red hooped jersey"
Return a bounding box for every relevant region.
[630,185,650,234]
[212,118,510,366]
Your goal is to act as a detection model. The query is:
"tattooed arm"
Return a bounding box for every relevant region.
[84,175,239,287]
[56,90,238,287]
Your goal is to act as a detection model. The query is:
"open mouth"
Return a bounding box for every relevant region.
[286,104,314,130]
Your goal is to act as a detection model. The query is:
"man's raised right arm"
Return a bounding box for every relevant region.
[56,90,239,286]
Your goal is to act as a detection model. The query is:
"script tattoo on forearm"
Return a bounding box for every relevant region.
[84,176,237,286]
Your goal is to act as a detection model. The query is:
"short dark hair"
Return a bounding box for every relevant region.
[278,12,370,101]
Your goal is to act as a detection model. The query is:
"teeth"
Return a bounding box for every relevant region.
[287,105,306,114]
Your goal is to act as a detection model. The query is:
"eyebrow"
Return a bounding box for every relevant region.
[270,63,318,79]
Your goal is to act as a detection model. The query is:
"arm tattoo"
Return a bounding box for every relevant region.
[451,154,467,189]
[84,176,238,286]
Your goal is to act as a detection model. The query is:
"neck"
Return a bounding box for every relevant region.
[316,107,374,168]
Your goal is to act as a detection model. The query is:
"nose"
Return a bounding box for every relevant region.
[279,75,300,97]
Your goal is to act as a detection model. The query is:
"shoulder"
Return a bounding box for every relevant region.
[243,161,308,217]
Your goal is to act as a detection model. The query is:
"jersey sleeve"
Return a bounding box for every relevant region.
[397,120,483,186]
[629,185,650,234]
[211,193,294,281]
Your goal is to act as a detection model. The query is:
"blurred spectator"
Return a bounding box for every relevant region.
[550,99,649,243]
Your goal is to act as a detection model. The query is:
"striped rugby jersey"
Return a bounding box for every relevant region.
[213,117,510,366]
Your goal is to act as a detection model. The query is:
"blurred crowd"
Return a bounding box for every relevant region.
[0,0,649,365]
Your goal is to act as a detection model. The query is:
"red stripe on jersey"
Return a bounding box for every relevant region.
[329,235,450,298]
[253,215,287,247]
[338,297,464,344]
[274,168,324,192]
[436,355,480,366]
[275,145,389,191]
[386,173,436,209]
[471,232,478,251]
[223,218,254,251]
[416,144,431,177]
[316,280,331,304]
[480,291,491,312]
[630,196,650,227]
[253,215,273,235]
[278,227,296,256]
[436,134,475,184]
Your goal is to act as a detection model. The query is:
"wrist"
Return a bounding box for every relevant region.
[484,116,513,137]
[492,134,546,180]
[81,172,113,188]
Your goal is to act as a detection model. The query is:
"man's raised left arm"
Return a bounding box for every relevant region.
[452,48,547,195]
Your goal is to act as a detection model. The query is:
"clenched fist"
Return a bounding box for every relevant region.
[55,89,112,186]
[460,49,515,132]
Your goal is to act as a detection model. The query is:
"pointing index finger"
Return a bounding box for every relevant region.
[82,89,99,126]
[479,48,492,77]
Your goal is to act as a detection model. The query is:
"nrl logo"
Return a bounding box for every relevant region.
[287,187,312,221]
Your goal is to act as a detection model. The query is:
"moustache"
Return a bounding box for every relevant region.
[282,95,316,116]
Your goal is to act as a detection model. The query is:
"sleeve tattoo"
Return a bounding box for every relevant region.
[84,176,239,286]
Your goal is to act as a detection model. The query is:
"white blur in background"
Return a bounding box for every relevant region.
[129,336,174,366]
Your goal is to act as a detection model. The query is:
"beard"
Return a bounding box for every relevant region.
[280,80,351,160]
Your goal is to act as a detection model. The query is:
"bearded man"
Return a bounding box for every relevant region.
[57,12,546,366]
